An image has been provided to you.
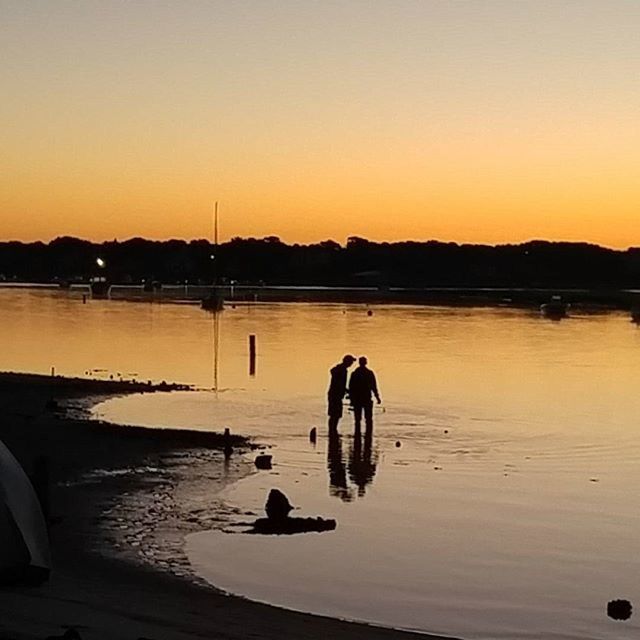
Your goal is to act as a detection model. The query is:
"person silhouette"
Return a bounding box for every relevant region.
[348,356,381,433]
[327,355,356,432]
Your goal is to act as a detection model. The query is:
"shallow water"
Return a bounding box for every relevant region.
[3,289,640,638]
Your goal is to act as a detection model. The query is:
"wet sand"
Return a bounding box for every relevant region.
[0,372,452,640]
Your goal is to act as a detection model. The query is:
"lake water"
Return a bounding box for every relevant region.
[3,288,640,639]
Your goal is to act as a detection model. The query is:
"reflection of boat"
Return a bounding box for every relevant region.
[540,296,568,319]
[89,276,110,299]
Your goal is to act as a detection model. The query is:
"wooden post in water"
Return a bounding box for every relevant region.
[223,427,232,459]
[249,334,256,376]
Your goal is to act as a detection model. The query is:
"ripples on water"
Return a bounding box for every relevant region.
[3,290,640,639]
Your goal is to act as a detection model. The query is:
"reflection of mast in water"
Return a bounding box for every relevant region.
[212,309,221,392]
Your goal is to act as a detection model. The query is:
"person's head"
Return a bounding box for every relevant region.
[342,355,356,367]
[358,356,368,367]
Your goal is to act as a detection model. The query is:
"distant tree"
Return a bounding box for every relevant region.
[0,236,637,289]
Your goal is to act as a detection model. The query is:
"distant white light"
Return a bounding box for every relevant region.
[96,258,106,268]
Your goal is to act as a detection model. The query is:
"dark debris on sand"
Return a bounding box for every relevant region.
[248,516,337,535]
[245,489,337,535]
[607,599,633,621]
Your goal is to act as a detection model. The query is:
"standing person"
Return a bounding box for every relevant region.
[348,356,381,433]
[327,355,356,432]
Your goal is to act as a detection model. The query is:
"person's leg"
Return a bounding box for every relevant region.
[328,397,343,433]
[354,403,363,432]
[364,400,374,432]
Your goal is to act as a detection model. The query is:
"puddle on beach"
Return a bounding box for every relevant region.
[3,290,640,638]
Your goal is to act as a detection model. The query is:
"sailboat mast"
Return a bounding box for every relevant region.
[202,200,224,311]
[214,201,219,247]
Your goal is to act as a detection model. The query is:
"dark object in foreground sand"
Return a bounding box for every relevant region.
[607,599,632,620]
[45,628,82,640]
[0,440,50,587]
[250,489,336,535]
[255,454,273,470]
[265,489,293,520]
[249,516,337,535]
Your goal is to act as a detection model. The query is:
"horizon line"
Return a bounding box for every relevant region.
[1,234,639,252]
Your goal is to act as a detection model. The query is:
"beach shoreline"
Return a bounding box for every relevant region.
[0,371,454,640]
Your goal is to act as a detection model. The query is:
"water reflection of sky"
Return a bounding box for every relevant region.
[5,290,640,638]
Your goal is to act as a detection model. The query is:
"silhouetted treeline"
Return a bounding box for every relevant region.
[2,235,640,288]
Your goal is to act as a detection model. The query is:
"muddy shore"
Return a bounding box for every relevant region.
[0,372,453,640]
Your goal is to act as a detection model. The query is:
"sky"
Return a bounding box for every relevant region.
[1,0,639,247]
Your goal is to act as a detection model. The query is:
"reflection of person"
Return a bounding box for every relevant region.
[348,356,381,432]
[349,423,377,498]
[327,427,353,502]
[327,355,356,432]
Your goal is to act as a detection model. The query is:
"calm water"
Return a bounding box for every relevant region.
[3,289,640,639]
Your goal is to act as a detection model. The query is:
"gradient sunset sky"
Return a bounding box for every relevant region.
[1,1,639,247]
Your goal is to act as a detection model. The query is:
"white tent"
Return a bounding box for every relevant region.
[0,439,51,585]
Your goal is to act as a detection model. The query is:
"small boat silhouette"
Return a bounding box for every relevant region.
[89,276,110,299]
[540,296,568,319]
[201,289,224,311]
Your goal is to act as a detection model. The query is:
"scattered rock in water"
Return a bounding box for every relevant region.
[265,489,293,520]
[444,429,449,434]
[608,599,632,621]
[254,454,273,470]
[367,309,373,316]
[590,478,600,483]
[395,441,401,448]
[249,516,337,535]
[309,427,317,443]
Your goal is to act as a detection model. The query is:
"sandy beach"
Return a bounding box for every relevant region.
[0,372,452,640]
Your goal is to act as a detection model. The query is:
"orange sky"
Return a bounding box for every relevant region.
[2,1,640,247]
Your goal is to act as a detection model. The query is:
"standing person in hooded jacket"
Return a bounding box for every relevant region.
[348,356,381,433]
[327,355,356,432]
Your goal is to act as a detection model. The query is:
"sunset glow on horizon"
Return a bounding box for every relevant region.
[2,1,640,248]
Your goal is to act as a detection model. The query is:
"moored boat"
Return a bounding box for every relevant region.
[201,289,224,311]
[540,296,568,319]
[89,276,110,299]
